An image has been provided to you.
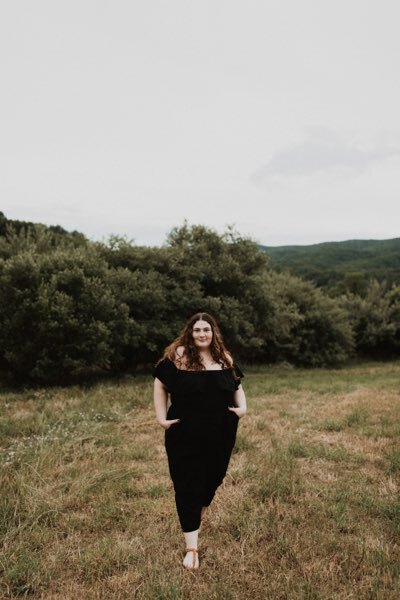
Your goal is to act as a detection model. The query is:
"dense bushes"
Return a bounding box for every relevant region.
[0,245,138,381]
[341,280,400,358]
[259,272,354,366]
[0,219,398,382]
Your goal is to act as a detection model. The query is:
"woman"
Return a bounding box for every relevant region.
[152,312,247,570]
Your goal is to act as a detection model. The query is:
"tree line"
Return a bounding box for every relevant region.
[0,214,399,383]
[262,238,400,293]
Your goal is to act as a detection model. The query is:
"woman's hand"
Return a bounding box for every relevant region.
[159,418,181,430]
[228,406,246,419]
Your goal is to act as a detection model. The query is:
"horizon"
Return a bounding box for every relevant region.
[2,209,399,249]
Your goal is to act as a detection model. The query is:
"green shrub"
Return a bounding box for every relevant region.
[0,221,359,381]
[0,245,137,382]
[341,280,400,358]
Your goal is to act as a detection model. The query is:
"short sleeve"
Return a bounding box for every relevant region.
[232,362,244,390]
[233,363,244,379]
[152,357,176,391]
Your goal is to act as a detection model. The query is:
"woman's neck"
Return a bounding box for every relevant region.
[198,350,215,365]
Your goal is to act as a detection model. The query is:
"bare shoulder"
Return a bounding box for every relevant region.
[174,345,186,367]
[175,345,185,358]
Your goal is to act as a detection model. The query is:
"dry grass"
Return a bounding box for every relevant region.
[0,362,399,599]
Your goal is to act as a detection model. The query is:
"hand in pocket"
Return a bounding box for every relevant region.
[228,407,245,419]
[161,418,181,430]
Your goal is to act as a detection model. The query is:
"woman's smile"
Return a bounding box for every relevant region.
[192,320,213,347]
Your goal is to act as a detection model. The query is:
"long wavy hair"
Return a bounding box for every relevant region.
[161,312,234,371]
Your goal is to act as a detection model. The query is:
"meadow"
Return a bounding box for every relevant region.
[1,361,399,599]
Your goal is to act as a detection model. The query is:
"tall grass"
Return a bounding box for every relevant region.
[1,363,399,599]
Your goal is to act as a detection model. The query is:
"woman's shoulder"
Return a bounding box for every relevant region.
[152,356,178,388]
[173,346,187,369]
[175,346,185,359]
[156,347,185,370]
[153,356,174,371]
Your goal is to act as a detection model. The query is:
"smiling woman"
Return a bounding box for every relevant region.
[192,321,213,352]
[152,312,247,570]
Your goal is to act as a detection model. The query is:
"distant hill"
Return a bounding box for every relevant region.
[261,238,400,292]
[2,212,398,294]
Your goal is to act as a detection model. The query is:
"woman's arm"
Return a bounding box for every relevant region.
[229,384,247,418]
[153,378,181,429]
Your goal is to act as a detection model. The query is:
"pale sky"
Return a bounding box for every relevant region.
[1,1,399,246]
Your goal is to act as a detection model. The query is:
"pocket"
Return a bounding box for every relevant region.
[228,408,239,420]
[165,420,182,443]
[165,423,174,438]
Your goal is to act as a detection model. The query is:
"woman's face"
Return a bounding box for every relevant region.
[192,319,213,349]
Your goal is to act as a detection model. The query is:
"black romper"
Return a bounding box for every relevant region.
[152,358,244,533]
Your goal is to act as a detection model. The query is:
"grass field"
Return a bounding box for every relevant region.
[1,362,399,599]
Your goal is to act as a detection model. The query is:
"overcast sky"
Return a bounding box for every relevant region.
[1,1,399,247]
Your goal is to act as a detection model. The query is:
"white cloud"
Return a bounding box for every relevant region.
[251,129,400,182]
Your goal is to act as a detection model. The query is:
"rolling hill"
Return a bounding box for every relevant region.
[261,238,400,290]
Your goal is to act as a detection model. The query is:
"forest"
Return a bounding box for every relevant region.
[0,211,399,383]
[262,237,400,293]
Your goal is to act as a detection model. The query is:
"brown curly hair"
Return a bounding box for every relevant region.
[161,312,234,371]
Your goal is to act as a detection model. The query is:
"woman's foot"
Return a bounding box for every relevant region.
[183,547,199,570]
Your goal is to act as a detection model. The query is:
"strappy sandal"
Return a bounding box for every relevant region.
[184,547,199,570]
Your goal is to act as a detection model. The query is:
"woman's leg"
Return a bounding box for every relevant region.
[176,495,203,569]
[175,490,202,532]
[182,528,200,569]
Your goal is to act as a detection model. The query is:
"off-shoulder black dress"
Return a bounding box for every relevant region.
[152,357,244,532]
